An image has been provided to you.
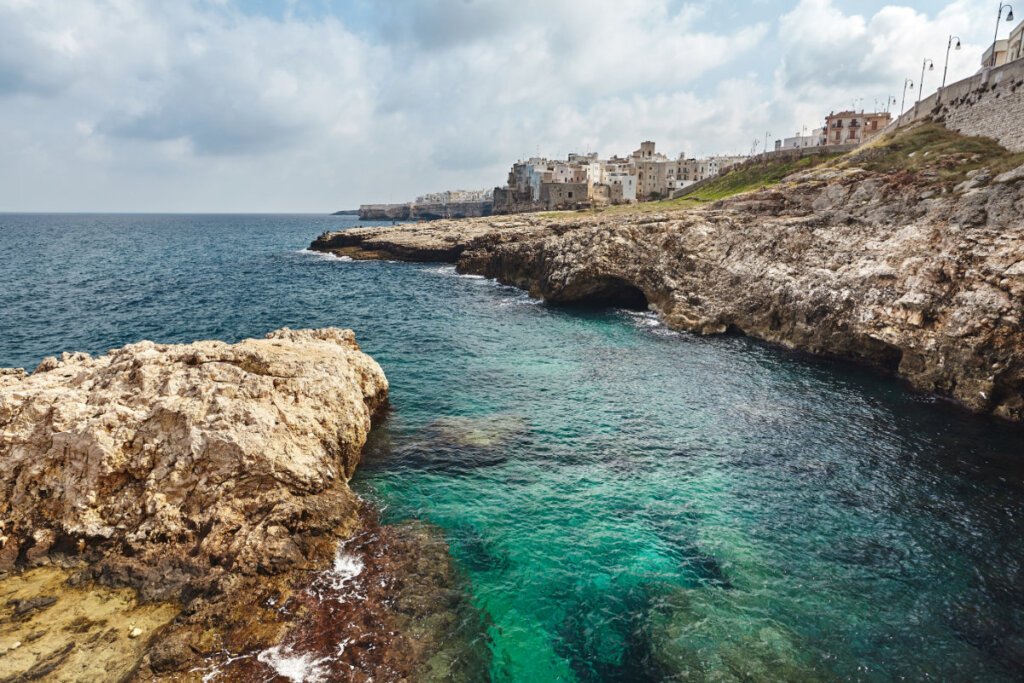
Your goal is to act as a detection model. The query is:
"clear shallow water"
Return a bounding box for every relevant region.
[2,213,1024,681]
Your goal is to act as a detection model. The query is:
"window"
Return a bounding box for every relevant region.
[568,192,573,198]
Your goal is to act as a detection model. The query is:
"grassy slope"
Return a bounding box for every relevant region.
[537,154,839,218]
[843,121,1024,185]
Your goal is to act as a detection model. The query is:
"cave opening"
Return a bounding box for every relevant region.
[563,277,649,311]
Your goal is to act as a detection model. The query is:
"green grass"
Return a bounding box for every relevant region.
[533,155,839,220]
[679,153,840,201]
[846,121,1024,184]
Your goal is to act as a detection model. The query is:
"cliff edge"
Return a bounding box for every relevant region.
[311,123,1024,421]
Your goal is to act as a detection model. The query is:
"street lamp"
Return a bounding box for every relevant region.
[942,35,961,89]
[991,3,1015,67]
[917,59,935,103]
[900,78,914,116]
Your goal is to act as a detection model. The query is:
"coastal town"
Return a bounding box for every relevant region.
[358,107,897,219]
[358,14,1024,220]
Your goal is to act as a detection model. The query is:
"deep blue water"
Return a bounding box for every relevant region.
[2,213,1024,681]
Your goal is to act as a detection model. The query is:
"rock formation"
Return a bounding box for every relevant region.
[0,328,388,594]
[0,328,486,680]
[311,137,1024,421]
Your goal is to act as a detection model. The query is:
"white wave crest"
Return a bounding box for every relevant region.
[294,248,353,262]
[257,645,331,683]
[421,265,487,280]
[328,551,364,592]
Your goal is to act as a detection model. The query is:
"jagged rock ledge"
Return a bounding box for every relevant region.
[310,163,1024,422]
[0,328,486,680]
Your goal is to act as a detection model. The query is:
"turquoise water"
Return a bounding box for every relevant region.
[2,214,1024,681]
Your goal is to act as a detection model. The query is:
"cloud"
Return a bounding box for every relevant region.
[775,0,994,112]
[0,0,1005,211]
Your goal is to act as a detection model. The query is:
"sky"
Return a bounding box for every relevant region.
[0,0,1015,212]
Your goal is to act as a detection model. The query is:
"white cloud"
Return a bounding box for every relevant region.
[0,0,1007,211]
[775,0,995,120]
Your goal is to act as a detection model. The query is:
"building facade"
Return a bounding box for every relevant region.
[824,111,892,146]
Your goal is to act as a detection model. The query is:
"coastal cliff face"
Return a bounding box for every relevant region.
[311,155,1024,421]
[0,329,487,680]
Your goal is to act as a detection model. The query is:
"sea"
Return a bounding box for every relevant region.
[1,213,1023,681]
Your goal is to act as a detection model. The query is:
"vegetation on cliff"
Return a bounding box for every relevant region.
[847,121,1024,185]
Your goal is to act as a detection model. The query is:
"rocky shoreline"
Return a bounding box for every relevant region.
[311,136,1024,422]
[0,328,486,681]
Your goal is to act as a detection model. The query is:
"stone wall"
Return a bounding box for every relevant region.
[492,187,536,215]
[541,182,589,210]
[892,59,1024,152]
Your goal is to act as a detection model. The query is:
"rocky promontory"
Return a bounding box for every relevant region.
[0,329,486,680]
[311,125,1024,421]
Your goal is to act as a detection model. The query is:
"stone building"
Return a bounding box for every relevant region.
[983,39,1010,68]
[1008,20,1024,62]
[824,111,892,146]
[541,182,589,210]
[493,141,741,211]
[775,128,826,150]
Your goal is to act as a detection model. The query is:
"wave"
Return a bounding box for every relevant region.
[257,645,332,683]
[294,248,353,262]
[421,265,483,279]
[620,309,684,337]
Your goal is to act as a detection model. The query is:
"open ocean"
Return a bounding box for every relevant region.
[2,213,1024,681]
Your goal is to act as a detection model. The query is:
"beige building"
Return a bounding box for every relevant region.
[541,182,589,210]
[1008,20,1024,62]
[824,111,892,146]
[983,39,1010,67]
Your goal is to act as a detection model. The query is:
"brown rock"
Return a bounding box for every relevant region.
[0,327,388,600]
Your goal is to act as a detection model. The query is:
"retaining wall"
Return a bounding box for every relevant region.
[891,59,1024,151]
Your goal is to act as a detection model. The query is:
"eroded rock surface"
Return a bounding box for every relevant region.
[0,328,415,679]
[1,328,388,593]
[312,163,1024,421]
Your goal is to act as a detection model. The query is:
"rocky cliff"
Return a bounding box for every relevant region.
[311,127,1024,421]
[0,329,486,680]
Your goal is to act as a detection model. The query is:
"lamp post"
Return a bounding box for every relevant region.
[991,3,1015,67]
[942,35,961,89]
[917,59,935,104]
[900,78,914,116]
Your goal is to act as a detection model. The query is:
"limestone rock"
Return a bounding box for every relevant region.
[0,327,389,600]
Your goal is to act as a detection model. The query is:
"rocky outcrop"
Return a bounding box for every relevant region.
[467,166,1024,420]
[310,215,560,261]
[312,161,1024,422]
[0,328,498,679]
[0,328,388,593]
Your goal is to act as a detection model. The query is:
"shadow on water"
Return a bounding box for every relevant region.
[360,412,529,475]
[554,583,664,683]
[448,522,511,573]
